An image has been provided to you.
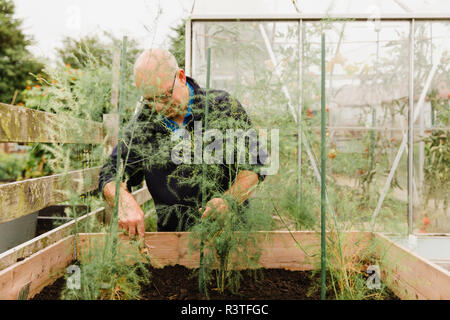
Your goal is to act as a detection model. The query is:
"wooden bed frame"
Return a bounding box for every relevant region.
[0,230,449,300]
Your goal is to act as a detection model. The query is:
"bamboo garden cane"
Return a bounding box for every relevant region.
[199,47,211,294]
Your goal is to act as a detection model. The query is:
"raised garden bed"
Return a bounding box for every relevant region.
[34,265,327,300]
[1,231,449,300]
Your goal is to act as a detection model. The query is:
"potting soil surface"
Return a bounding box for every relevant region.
[32,264,398,300]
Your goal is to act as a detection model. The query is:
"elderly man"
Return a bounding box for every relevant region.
[98,48,265,238]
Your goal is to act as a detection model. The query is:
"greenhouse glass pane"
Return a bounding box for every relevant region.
[303,21,410,233]
[300,0,404,15]
[192,21,300,116]
[413,21,450,233]
[192,0,450,16]
[403,0,450,14]
[192,0,298,16]
[191,21,320,231]
[300,0,450,15]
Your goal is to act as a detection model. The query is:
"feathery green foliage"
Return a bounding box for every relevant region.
[168,19,186,70]
[62,236,150,300]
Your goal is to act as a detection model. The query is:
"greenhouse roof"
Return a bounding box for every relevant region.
[191,0,450,19]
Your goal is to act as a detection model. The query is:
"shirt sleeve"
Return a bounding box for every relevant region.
[98,116,145,194]
[215,93,268,183]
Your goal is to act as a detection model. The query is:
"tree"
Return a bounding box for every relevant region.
[0,0,44,104]
[168,19,186,70]
[56,35,111,69]
[56,31,142,69]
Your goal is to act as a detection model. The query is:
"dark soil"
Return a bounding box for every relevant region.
[141,265,321,300]
[32,276,66,300]
[32,264,399,300]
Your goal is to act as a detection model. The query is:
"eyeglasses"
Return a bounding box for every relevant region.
[144,71,177,104]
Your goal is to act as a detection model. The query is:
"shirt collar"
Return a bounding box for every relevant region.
[187,81,194,106]
[162,82,194,132]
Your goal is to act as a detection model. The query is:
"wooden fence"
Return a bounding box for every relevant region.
[0,101,152,269]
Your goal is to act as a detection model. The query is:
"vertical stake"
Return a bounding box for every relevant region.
[370,107,376,172]
[297,19,303,216]
[110,36,128,255]
[408,20,415,234]
[199,47,211,294]
[10,89,18,105]
[111,48,121,113]
[320,32,327,301]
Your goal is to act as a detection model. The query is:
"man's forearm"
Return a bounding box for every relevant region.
[103,180,131,208]
[103,180,145,238]
[224,170,259,204]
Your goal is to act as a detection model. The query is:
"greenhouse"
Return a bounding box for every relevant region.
[188,0,450,232]
[0,0,449,302]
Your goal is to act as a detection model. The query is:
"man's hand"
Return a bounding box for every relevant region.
[103,181,145,239]
[117,194,145,238]
[199,197,229,219]
[199,171,259,220]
